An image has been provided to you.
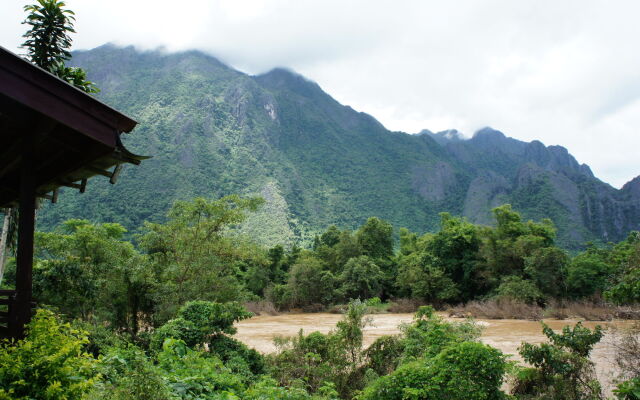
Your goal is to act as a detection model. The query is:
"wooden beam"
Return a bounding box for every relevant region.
[86,166,112,178]
[111,151,142,165]
[58,179,87,193]
[110,164,123,184]
[59,181,82,189]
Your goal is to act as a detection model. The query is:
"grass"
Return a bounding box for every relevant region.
[446,299,640,321]
[447,299,542,320]
[244,300,279,316]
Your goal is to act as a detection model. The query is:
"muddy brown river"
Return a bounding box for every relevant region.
[235,313,632,395]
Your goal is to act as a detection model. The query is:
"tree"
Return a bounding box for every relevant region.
[566,246,612,299]
[0,209,17,287]
[356,217,394,260]
[427,213,483,300]
[524,246,569,299]
[22,0,98,93]
[33,220,152,333]
[481,205,557,287]
[605,232,640,304]
[139,195,265,321]
[286,256,336,307]
[337,256,384,301]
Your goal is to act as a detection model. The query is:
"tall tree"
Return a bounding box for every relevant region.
[140,196,265,321]
[22,0,98,93]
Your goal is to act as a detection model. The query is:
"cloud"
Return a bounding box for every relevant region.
[1,0,639,187]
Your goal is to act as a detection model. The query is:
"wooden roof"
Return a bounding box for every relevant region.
[0,46,148,207]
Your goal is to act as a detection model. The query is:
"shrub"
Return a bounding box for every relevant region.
[0,309,100,400]
[208,334,266,382]
[364,335,404,376]
[287,258,337,307]
[358,342,507,400]
[151,300,252,351]
[157,338,245,398]
[177,300,252,336]
[150,317,202,351]
[265,284,293,310]
[268,330,336,394]
[400,306,481,361]
[495,276,544,305]
[512,322,604,400]
[88,344,172,400]
[244,377,338,399]
[614,378,640,400]
[427,342,507,400]
[268,301,371,398]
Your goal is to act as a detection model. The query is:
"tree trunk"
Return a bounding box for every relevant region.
[0,210,10,287]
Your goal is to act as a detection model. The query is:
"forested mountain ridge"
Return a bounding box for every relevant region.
[38,44,640,248]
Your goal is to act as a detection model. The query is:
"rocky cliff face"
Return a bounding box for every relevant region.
[39,45,640,249]
[426,128,640,245]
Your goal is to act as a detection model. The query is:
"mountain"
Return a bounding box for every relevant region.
[38,44,640,249]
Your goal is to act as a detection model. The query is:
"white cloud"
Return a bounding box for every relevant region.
[1,0,639,187]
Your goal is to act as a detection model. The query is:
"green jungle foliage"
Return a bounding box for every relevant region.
[5,200,640,321]
[1,198,639,399]
[32,45,640,249]
[512,322,604,400]
[22,0,98,92]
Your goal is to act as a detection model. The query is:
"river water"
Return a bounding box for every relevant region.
[235,313,631,395]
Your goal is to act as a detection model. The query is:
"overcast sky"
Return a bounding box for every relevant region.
[2,1,639,187]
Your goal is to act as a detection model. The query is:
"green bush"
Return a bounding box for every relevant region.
[364,335,404,376]
[244,378,338,400]
[269,301,371,398]
[287,257,337,307]
[266,284,293,310]
[151,317,202,351]
[513,322,604,400]
[177,300,253,336]
[151,300,253,351]
[358,342,507,400]
[614,378,640,400]
[157,338,245,399]
[400,306,481,361]
[208,334,266,382]
[428,342,506,400]
[88,344,172,400]
[495,276,544,305]
[0,309,100,400]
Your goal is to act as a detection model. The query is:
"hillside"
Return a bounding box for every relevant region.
[38,44,640,248]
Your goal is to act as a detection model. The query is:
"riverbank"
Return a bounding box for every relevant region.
[235,312,635,395]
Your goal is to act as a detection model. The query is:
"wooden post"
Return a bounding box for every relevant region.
[14,132,35,338]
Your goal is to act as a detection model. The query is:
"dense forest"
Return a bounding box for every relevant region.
[34,44,640,250]
[1,197,639,399]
